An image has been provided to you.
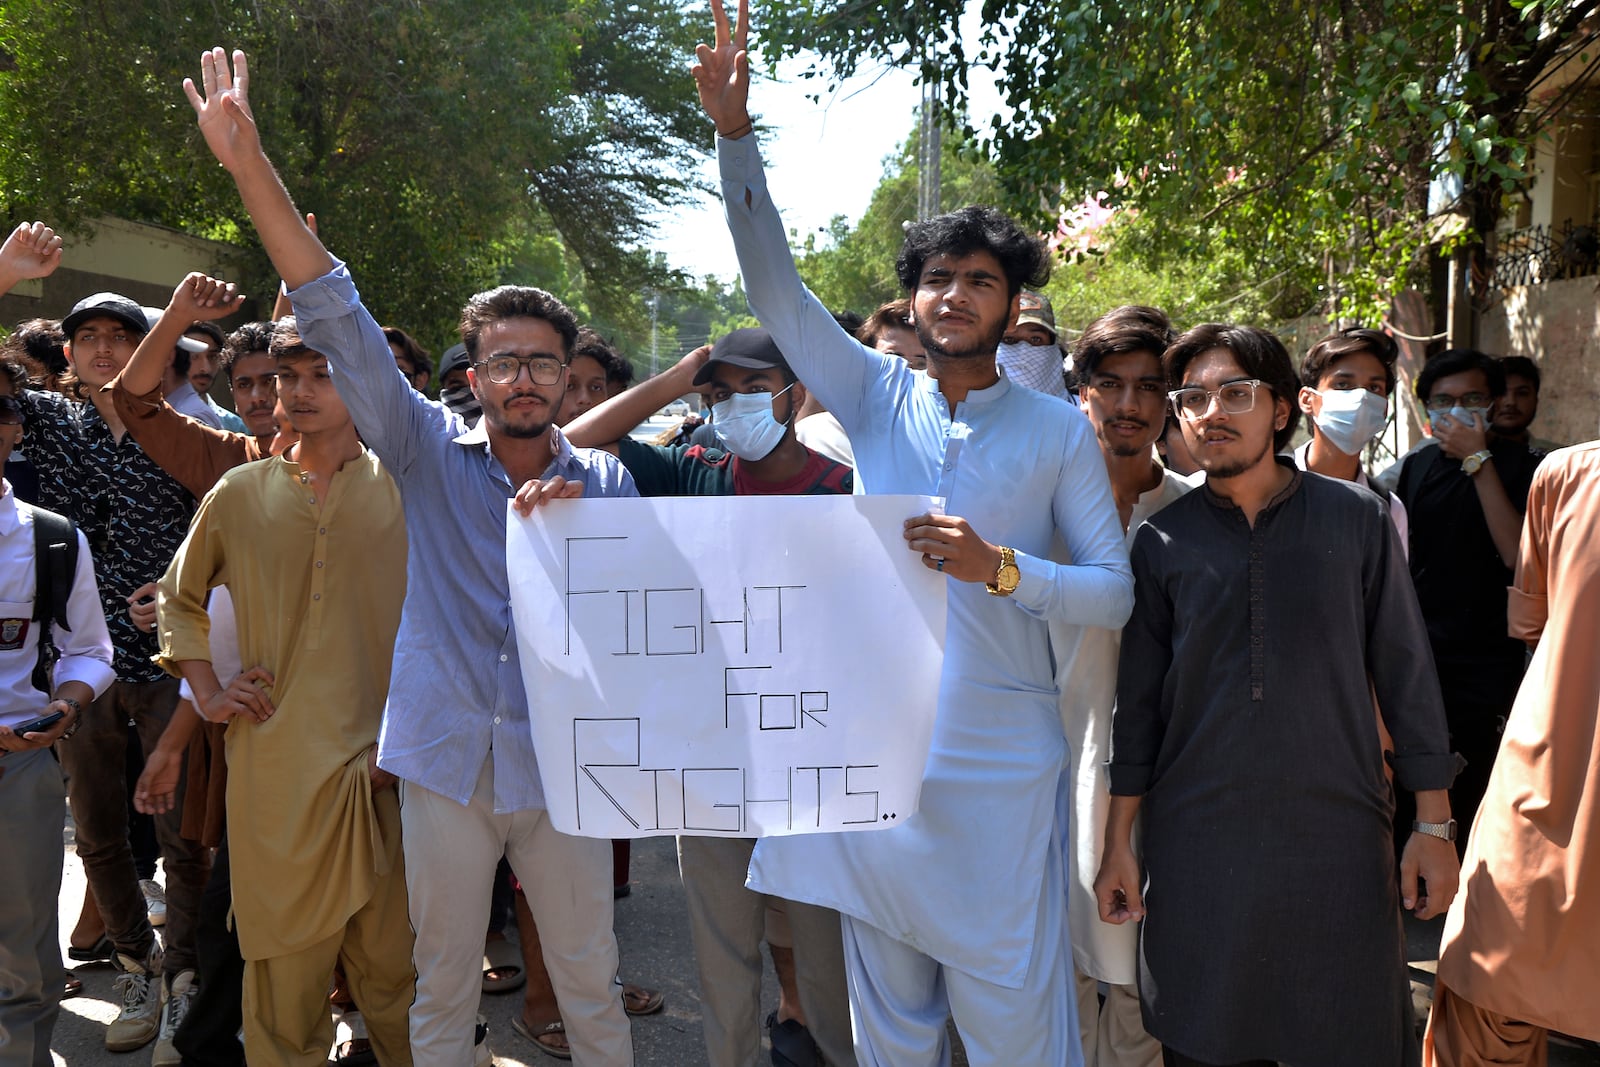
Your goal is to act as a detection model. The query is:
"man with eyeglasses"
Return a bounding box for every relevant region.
[187,48,637,1065]
[1055,305,1187,1067]
[1391,349,1543,856]
[1097,323,1460,1067]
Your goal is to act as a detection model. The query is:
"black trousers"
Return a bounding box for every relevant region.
[174,834,245,1067]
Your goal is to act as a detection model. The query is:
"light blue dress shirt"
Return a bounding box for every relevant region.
[720,136,1135,987]
[289,263,637,812]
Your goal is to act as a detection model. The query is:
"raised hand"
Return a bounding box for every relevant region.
[169,272,247,323]
[183,48,262,173]
[0,222,64,284]
[691,0,753,135]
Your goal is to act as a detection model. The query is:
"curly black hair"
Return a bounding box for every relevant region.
[895,205,1050,300]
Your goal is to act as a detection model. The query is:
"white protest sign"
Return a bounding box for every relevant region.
[507,494,945,838]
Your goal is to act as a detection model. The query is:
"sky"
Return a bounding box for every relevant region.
[649,16,1007,282]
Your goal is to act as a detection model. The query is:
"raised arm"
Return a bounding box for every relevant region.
[117,273,244,398]
[564,345,709,449]
[186,49,331,288]
[0,222,63,297]
[185,48,445,468]
[693,0,890,434]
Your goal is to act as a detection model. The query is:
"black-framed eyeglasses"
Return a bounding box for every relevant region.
[0,395,22,426]
[1168,378,1265,421]
[1424,392,1492,412]
[473,354,568,386]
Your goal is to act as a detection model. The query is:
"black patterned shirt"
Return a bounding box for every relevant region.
[19,389,197,682]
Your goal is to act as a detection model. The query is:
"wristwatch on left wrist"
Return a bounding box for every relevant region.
[54,697,82,740]
[1461,449,1492,476]
[986,546,1021,597]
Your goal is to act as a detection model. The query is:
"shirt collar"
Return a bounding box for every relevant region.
[918,365,1013,405]
[452,420,577,479]
[0,481,18,536]
[1201,454,1303,514]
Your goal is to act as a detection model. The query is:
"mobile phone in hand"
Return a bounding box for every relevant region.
[11,709,65,737]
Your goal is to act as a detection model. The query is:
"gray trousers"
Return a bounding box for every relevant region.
[0,748,67,1067]
[57,678,207,975]
[677,836,856,1067]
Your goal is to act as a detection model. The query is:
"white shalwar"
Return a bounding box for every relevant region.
[720,133,1134,1066]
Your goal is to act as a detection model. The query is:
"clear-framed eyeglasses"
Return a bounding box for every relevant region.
[1169,378,1266,421]
[472,354,568,386]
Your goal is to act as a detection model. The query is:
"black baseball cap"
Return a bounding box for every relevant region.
[438,343,470,379]
[62,293,148,340]
[692,328,794,386]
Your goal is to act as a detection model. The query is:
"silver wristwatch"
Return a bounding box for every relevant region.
[1412,818,1457,842]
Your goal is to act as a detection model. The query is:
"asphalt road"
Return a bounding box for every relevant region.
[53,813,1598,1066]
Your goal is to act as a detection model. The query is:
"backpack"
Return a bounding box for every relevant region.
[21,502,78,693]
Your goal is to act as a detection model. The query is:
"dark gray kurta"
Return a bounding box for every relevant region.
[1111,463,1459,1067]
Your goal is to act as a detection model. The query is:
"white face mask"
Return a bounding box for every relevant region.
[1437,405,1492,431]
[1312,388,1389,455]
[711,383,794,460]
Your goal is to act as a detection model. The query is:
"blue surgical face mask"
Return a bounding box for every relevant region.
[1312,387,1389,455]
[1435,405,1491,432]
[711,383,795,460]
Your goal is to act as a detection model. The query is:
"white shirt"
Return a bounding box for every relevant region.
[0,483,115,726]
[176,585,241,711]
[167,382,224,429]
[1293,441,1409,556]
[1050,466,1194,986]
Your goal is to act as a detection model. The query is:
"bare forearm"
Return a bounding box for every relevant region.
[228,152,333,290]
[1103,793,1143,854]
[565,367,696,447]
[1471,461,1522,568]
[151,699,201,755]
[1413,789,1452,824]
[177,660,224,717]
[53,680,93,708]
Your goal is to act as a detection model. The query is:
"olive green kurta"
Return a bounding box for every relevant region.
[157,451,407,960]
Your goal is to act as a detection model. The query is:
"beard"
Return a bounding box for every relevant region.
[915,316,1007,363]
[1200,431,1275,479]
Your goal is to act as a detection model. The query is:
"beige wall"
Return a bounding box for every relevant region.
[1477,274,1600,446]
[0,217,247,330]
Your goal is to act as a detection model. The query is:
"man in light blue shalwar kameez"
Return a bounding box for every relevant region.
[693,6,1135,1063]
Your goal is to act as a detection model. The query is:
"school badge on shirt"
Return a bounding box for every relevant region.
[0,618,29,651]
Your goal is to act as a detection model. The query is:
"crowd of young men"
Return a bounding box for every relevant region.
[0,5,1593,1067]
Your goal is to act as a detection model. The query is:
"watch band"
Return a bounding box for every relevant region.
[1412,818,1457,842]
[55,697,82,740]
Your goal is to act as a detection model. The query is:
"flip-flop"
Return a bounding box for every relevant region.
[67,935,113,964]
[63,977,84,999]
[616,977,665,1016]
[481,937,525,995]
[766,1010,821,1067]
[510,1017,571,1061]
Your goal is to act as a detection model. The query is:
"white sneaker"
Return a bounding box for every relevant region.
[150,969,196,1067]
[141,878,168,927]
[105,951,162,1052]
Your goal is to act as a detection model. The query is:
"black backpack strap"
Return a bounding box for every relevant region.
[23,502,78,693]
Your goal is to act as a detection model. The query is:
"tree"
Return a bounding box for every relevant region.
[793,128,1003,315]
[760,0,1600,324]
[0,0,708,350]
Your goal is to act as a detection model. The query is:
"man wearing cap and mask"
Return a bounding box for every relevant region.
[563,328,856,1067]
[997,290,1070,398]
[0,222,210,1061]
[436,343,482,426]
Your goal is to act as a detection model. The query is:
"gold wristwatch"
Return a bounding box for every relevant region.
[986,546,1021,597]
[1462,449,1492,476]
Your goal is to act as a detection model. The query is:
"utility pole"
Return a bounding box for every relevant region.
[649,291,660,378]
[917,71,942,221]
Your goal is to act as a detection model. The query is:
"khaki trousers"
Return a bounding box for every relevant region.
[240,791,415,1067]
[1073,967,1161,1067]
